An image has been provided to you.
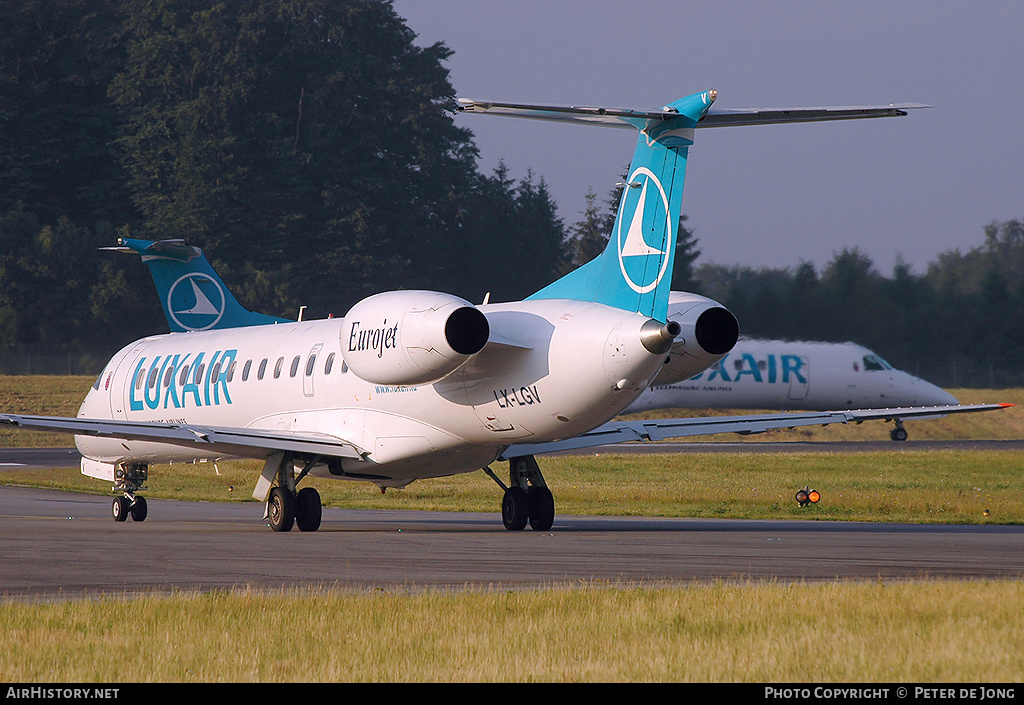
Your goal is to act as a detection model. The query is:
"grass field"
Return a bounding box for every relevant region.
[2,581,1022,682]
[1,376,1022,682]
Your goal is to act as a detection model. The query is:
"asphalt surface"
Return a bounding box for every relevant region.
[2,482,1022,599]
[3,442,1023,599]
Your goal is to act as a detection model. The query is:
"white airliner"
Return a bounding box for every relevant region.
[0,90,1007,532]
[627,315,957,441]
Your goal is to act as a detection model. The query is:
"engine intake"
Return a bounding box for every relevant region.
[342,290,489,386]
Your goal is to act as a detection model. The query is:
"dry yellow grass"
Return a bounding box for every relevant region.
[1,581,1021,682]
[0,375,94,447]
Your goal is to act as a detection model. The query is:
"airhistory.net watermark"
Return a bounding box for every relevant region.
[5,688,119,700]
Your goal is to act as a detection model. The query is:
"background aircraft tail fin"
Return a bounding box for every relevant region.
[522,90,716,322]
[107,238,290,332]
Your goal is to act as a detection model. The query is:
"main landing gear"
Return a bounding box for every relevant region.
[890,419,908,442]
[485,455,555,531]
[267,485,322,533]
[259,452,323,532]
[111,462,148,523]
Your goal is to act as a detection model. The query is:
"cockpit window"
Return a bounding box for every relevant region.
[862,355,893,371]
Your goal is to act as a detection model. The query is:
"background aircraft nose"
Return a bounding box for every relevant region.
[909,375,959,405]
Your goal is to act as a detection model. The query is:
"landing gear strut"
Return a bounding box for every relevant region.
[486,455,555,531]
[111,462,148,523]
[890,419,908,442]
[259,453,323,532]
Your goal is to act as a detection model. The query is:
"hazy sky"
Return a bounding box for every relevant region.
[393,0,1023,274]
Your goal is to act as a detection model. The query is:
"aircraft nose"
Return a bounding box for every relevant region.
[915,377,958,405]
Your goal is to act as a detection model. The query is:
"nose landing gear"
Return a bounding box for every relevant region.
[111,462,148,523]
[112,493,147,522]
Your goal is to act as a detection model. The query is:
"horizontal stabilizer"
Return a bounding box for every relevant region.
[457,98,928,130]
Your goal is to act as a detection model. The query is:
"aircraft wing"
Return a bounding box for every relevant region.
[499,404,1010,459]
[457,98,929,130]
[0,414,367,461]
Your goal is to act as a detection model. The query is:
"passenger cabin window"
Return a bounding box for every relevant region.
[274,357,284,379]
[147,366,159,389]
[179,365,190,386]
[305,354,317,376]
[290,355,300,377]
[135,367,145,390]
[258,359,267,380]
[226,360,236,382]
[242,360,252,381]
[325,353,335,375]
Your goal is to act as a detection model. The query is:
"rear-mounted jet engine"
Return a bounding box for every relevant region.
[341,290,490,386]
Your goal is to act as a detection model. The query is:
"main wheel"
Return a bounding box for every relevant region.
[268,487,295,532]
[130,495,148,522]
[502,487,529,531]
[528,486,555,531]
[112,496,130,523]
[295,487,322,532]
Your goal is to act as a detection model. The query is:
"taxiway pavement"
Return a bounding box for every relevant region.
[1,485,1021,599]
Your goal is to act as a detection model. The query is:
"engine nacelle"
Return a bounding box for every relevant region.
[650,291,739,386]
[341,290,489,386]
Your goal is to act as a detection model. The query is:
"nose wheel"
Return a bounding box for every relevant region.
[110,462,148,523]
[112,494,147,522]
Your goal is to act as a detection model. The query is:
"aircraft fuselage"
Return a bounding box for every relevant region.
[77,299,670,486]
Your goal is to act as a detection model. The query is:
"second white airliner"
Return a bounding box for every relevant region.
[629,295,958,440]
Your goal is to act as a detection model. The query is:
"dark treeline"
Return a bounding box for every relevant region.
[692,219,1024,389]
[1,1,1020,388]
[0,0,566,370]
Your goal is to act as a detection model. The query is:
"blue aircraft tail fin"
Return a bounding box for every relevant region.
[460,90,916,322]
[108,238,290,332]
[521,90,717,322]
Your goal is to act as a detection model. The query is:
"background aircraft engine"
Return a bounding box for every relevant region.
[341,290,490,386]
[650,292,740,386]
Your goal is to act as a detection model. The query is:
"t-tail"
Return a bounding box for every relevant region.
[524,90,716,323]
[458,90,923,322]
[107,238,290,332]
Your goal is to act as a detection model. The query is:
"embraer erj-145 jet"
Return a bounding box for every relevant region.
[1,90,1008,532]
[626,320,957,441]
